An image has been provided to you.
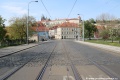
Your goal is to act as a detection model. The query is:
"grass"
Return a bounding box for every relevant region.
[85,39,120,47]
[0,46,6,49]
[0,44,22,49]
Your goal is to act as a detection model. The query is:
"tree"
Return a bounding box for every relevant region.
[0,16,6,46]
[96,13,118,42]
[41,15,46,21]
[84,19,97,40]
[109,28,117,43]
[100,29,109,41]
[8,15,36,44]
[41,15,51,21]
[116,26,120,43]
[96,13,117,25]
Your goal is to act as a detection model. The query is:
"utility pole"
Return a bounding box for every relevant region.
[83,19,84,41]
[78,14,84,41]
[27,1,38,44]
[77,14,80,41]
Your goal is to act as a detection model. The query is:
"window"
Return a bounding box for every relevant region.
[67,32,68,34]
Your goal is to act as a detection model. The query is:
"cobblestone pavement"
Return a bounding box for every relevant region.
[0,40,120,80]
[0,43,42,57]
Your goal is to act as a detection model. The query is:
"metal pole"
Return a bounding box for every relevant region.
[27,3,29,44]
[27,1,38,44]
[78,14,84,41]
[83,20,85,41]
[77,14,80,41]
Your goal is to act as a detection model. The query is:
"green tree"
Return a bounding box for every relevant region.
[100,29,109,41]
[84,19,97,40]
[109,28,117,43]
[116,26,120,43]
[0,16,6,46]
[8,15,36,43]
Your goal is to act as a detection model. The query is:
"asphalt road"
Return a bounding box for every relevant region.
[0,40,120,80]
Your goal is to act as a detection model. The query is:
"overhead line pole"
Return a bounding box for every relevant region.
[27,1,38,44]
[78,14,84,41]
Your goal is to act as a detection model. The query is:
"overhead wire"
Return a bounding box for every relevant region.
[39,0,52,18]
[96,0,112,13]
[67,0,78,18]
[107,4,120,13]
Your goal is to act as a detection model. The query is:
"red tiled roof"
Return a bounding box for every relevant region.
[31,21,49,32]
[37,21,45,27]
[58,22,78,28]
[49,26,58,30]
[49,22,78,30]
[31,26,49,32]
[40,18,79,22]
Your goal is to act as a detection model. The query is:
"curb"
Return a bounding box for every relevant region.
[0,43,42,58]
[75,41,120,54]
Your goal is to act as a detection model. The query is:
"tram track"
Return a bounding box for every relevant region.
[69,41,119,80]
[0,42,56,80]
[36,43,57,80]
[62,40,82,80]
[88,58,119,79]
[36,40,82,80]
[1,40,119,80]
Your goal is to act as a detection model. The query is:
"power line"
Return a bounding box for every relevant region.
[105,0,111,4]
[67,0,77,18]
[96,0,112,13]
[108,4,120,13]
[40,0,52,18]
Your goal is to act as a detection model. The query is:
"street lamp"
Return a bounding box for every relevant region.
[27,1,38,44]
[78,14,84,41]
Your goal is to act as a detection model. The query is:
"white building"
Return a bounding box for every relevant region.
[41,17,81,28]
[49,22,81,39]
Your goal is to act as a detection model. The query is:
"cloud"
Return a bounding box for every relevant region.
[2,5,27,15]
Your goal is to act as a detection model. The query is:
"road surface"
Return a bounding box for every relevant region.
[0,40,119,80]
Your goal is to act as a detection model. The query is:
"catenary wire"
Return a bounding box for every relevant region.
[39,0,52,18]
[67,0,77,18]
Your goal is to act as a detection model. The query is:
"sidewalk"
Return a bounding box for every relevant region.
[75,40,120,53]
[0,43,39,58]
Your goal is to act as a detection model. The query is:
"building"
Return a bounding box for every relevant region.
[30,22,49,42]
[41,17,81,28]
[30,17,82,40]
[50,22,81,39]
[49,26,58,39]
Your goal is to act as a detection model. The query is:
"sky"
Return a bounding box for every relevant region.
[0,0,120,26]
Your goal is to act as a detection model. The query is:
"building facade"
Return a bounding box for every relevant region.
[41,17,81,28]
[49,22,81,39]
[30,22,49,42]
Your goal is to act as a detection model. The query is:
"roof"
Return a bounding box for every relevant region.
[49,26,58,30]
[31,26,49,32]
[31,21,49,32]
[37,21,45,26]
[49,22,79,30]
[58,22,78,28]
[40,18,79,22]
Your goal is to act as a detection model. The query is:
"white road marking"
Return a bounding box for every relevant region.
[63,76,75,80]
